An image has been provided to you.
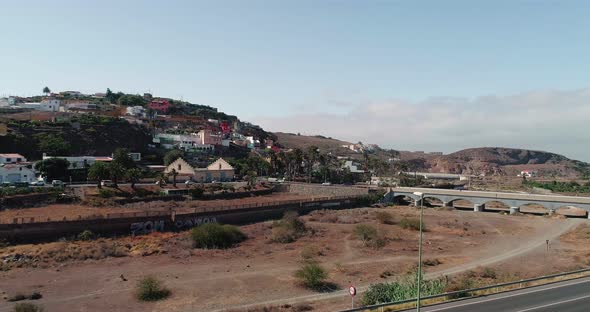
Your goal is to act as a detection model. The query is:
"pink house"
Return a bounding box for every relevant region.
[149,99,170,113]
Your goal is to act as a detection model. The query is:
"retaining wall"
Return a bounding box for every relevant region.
[0,197,361,244]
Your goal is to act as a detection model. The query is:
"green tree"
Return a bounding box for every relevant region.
[42,86,51,95]
[126,168,143,188]
[35,158,70,181]
[109,162,125,187]
[169,168,178,187]
[36,134,71,156]
[87,162,111,188]
[112,148,136,170]
[117,94,146,106]
[163,149,184,166]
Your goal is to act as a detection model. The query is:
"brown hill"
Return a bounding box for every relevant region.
[408,147,586,177]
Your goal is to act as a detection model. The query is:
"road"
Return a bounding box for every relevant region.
[404,276,590,312]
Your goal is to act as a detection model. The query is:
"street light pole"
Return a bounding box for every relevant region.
[414,191,425,312]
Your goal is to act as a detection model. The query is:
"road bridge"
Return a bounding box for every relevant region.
[383,187,590,218]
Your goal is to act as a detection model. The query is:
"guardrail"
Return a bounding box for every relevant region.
[340,267,590,312]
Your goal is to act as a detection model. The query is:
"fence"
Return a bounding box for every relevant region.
[340,267,590,312]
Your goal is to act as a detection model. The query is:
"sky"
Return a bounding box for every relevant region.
[1,0,590,160]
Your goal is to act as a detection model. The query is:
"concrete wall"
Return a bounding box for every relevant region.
[0,197,361,244]
[286,183,369,197]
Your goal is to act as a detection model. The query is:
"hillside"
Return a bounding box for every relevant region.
[406,147,589,177]
[274,132,354,154]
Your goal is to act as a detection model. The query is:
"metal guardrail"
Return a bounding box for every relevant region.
[340,268,590,312]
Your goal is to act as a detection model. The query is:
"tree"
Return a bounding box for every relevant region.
[126,168,143,188]
[112,148,136,170]
[87,162,111,188]
[43,86,51,95]
[117,94,146,106]
[36,134,71,156]
[163,149,184,166]
[305,146,320,183]
[169,168,178,187]
[109,162,125,187]
[35,158,70,181]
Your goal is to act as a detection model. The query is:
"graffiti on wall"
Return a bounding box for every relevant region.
[130,220,165,235]
[174,216,217,230]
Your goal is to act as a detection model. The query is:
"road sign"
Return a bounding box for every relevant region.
[349,286,357,296]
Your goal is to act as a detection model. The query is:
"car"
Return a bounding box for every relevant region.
[185,180,196,185]
[29,181,45,186]
[51,180,64,187]
[100,180,115,187]
[321,182,332,186]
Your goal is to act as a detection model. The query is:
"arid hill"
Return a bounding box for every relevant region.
[403,147,588,177]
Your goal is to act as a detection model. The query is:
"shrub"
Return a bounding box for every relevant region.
[400,217,424,231]
[190,188,204,199]
[361,271,447,306]
[481,267,497,279]
[7,294,27,302]
[353,224,385,248]
[14,303,44,312]
[191,223,246,249]
[445,275,474,299]
[98,189,114,198]
[375,211,394,224]
[270,211,307,243]
[294,263,328,290]
[77,230,95,241]
[135,276,171,301]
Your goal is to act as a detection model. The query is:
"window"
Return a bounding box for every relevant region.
[178,164,181,171]
[6,158,11,162]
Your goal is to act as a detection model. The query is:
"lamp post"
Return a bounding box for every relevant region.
[413,191,425,312]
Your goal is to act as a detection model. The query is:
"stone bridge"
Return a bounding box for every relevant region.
[383,187,590,218]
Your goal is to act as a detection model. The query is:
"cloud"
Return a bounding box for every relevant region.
[252,88,590,161]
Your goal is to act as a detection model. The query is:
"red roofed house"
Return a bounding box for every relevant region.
[149,99,170,113]
[0,154,27,164]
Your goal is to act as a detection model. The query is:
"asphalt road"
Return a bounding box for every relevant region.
[407,276,590,312]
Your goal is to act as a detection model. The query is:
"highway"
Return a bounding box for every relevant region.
[403,276,590,312]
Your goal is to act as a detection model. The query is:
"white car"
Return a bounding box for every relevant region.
[321,182,332,186]
[185,180,196,185]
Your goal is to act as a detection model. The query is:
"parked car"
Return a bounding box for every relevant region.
[321,182,332,186]
[51,180,64,187]
[185,180,196,185]
[100,180,115,187]
[29,181,45,186]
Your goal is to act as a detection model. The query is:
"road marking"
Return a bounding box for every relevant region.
[423,278,590,312]
[515,293,590,312]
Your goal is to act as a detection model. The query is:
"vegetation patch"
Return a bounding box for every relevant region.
[191,223,247,249]
[361,271,447,306]
[13,303,44,312]
[375,211,394,224]
[294,262,336,292]
[270,211,307,243]
[135,276,171,301]
[353,224,386,249]
[400,217,424,231]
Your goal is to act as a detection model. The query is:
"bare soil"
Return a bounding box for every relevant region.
[0,205,585,312]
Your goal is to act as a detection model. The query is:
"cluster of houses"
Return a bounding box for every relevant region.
[0,151,235,185]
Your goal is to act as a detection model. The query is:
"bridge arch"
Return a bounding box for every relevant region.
[482,200,510,212]
[518,203,551,215]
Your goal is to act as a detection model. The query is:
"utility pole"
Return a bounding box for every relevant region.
[414,191,425,312]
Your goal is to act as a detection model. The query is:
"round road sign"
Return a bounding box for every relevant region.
[349,286,357,296]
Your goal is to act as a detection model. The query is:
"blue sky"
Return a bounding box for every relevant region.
[2,1,590,160]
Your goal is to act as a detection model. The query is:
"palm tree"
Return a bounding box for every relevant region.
[43,86,51,95]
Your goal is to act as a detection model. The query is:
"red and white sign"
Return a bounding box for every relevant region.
[349,286,357,296]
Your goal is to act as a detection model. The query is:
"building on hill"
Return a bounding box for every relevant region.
[342,160,365,174]
[0,163,36,184]
[164,157,234,182]
[153,133,215,151]
[39,99,61,111]
[0,154,27,164]
[149,99,170,113]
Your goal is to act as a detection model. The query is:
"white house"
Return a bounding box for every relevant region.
[165,158,235,182]
[0,154,27,164]
[39,99,61,112]
[153,133,214,151]
[126,106,146,117]
[343,160,365,174]
[0,98,9,107]
[0,164,36,183]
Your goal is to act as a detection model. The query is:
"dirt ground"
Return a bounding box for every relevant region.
[0,193,315,223]
[0,205,586,312]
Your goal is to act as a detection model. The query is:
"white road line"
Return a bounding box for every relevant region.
[515,294,590,312]
[423,278,590,312]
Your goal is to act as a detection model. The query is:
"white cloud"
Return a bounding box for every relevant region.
[252,88,590,161]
